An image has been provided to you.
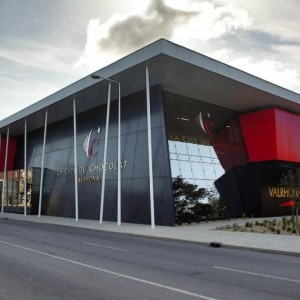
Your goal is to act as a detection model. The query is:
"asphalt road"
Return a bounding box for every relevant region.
[0,218,299,300]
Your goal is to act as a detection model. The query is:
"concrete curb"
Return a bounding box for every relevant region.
[1,214,300,257]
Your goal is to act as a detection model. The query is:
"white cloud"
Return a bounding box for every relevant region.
[74,0,300,93]
[172,2,252,42]
[217,0,300,41]
[74,18,121,71]
[229,56,300,93]
[0,81,57,121]
[0,41,79,73]
[75,0,252,71]
[0,67,79,121]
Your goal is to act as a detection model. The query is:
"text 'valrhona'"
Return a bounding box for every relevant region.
[268,186,300,198]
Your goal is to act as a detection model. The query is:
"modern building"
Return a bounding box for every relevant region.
[0,39,300,226]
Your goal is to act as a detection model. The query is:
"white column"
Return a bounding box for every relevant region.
[146,65,155,229]
[2,127,9,213]
[100,82,111,224]
[38,110,48,218]
[73,98,79,222]
[24,119,27,216]
[117,83,121,226]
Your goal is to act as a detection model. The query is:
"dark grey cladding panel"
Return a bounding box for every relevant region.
[27,127,44,157]
[137,84,166,131]
[13,135,24,169]
[132,130,148,178]
[214,168,244,217]
[153,176,175,226]
[117,177,175,226]
[120,132,138,179]
[38,176,174,225]
[78,181,100,220]
[18,85,174,226]
[132,127,170,179]
[46,115,74,144]
[120,94,141,135]
[122,178,152,225]
[26,154,42,169]
[43,183,76,218]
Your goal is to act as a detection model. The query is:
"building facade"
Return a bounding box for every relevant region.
[1,39,300,226]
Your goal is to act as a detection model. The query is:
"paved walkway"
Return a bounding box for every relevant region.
[1,213,299,256]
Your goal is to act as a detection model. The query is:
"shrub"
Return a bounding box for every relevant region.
[282,216,287,225]
[267,224,275,232]
[232,223,240,231]
[192,203,213,222]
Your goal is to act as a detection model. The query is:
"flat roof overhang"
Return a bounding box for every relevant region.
[1,39,300,137]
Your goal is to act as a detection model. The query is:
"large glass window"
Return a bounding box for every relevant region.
[0,169,32,213]
[168,140,223,191]
[164,92,248,196]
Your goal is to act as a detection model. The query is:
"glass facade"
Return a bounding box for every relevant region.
[0,168,32,213]
[168,138,224,191]
[164,92,248,196]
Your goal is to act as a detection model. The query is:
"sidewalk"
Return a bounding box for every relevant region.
[1,212,300,256]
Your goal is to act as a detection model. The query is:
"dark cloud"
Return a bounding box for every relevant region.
[219,29,300,62]
[96,0,252,56]
[98,0,204,54]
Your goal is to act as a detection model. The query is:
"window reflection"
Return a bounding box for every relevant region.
[164,92,248,197]
[169,141,224,191]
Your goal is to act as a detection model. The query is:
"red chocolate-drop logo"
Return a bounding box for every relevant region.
[198,111,214,136]
[83,126,101,158]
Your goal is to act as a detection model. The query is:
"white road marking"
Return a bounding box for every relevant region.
[82,241,129,252]
[0,240,218,300]
[214,266,300,284]
[22,231,46,236]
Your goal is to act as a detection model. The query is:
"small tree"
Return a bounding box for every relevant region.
[208,187,228,220]
[172,176,207,224]
[280,169,300,234]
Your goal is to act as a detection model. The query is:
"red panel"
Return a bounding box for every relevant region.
[211,117,249,171]
[275,109,300,162]
[239,109,277,161]
[0,137,17,171]
[239,108,300,163]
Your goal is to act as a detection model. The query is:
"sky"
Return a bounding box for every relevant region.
[0,0,300,121]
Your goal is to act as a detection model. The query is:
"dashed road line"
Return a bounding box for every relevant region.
[0,240,219,300]
[214,266,300,284]
[82,241,129,252]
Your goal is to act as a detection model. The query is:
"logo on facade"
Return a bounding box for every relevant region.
[198,111,214,136]
[83,127,101,158]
